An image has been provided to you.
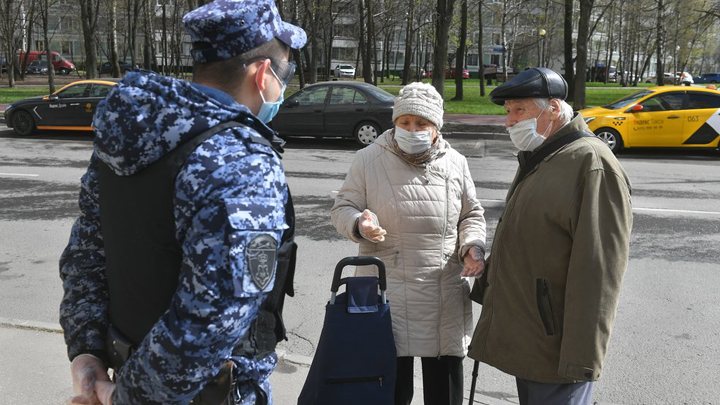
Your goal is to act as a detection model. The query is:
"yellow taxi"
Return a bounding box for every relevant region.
[5,78,120,136]
[579,85,720,153]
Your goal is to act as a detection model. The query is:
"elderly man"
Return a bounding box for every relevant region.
[467,68,633,405]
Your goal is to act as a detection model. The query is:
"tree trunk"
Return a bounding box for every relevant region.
[563,0,574,101]
[79,0,100,79]
[362,0,373,83]
[478,0,484,96]
[433,0,457,97]
[572,0,593,109]
[42,0,55,93]
[655,0,664,86]
[401,0,414,85]
[452,0,467,100]
[110,0,121,77]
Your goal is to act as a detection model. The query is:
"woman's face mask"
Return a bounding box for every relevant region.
[394,126,433,154]
[507,106,552,151]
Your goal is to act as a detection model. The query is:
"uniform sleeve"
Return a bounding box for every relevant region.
[59,153,110,364]
[457,157,487,260]
[111,141,287,405]
[559,167,633,381]
[330,150,367,243]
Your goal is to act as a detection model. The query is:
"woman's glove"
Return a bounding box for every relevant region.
[357,209,386,243]
[461,246,486,277]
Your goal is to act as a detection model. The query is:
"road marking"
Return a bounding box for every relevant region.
[0,172,39,177]
[480,199,720,216]
[633,207,720,216]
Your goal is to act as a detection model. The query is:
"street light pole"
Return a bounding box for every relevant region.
[539,29,546,67]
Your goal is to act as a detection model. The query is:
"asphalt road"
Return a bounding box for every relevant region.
[0,128,719,404]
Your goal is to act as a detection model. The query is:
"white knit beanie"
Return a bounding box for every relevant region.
[392,82,444,130]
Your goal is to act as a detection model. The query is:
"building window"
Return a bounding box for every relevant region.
[61,41,74,55]
[467,54,479,66]
[492,34,501,46]
[491,54,500,65]
[35,40,45,51]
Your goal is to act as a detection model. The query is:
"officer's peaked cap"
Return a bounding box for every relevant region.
[490,68,568,106]
[183,0,307,63]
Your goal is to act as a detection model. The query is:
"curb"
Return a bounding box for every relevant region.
[0,317,63,333]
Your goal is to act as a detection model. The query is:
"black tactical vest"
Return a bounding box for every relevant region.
[99,121,297,359]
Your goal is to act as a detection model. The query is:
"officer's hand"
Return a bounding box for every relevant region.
[69,354,110,404]
[461,246,485,277]
[94,380,116,405]
[358,209,386,243]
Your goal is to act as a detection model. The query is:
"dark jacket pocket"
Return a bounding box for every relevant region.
[535,278,556,336]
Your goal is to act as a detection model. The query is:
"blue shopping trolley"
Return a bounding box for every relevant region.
[297,256,396,405]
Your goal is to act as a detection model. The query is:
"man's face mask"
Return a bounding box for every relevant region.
[507,104,553,151]
[256,66,286,124]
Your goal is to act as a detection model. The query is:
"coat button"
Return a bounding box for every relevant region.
[498,217,502,223]
[485,282,490,287]
[467,345,473,350]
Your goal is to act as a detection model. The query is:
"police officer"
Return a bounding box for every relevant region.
[59,1,305,404]
[467,68,633,405]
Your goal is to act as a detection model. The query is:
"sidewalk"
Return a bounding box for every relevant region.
[0,319,516,405]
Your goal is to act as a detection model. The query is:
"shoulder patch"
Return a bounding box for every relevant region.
[246,234,278,290]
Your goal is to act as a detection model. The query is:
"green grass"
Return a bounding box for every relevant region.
[2,81,650,115]
[0,86,51,103]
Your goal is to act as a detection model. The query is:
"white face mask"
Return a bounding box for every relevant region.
[506,108,552,151]
[394,126,433,154]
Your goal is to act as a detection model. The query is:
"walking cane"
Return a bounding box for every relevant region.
[468,360,479,404]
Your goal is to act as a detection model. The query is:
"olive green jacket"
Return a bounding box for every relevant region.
[468,113,633,383]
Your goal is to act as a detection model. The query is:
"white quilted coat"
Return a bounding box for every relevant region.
[330,131,486,357]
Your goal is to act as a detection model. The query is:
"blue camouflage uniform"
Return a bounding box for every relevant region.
[59,1,306,404]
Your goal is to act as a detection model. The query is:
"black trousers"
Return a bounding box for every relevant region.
[394,356,464,405]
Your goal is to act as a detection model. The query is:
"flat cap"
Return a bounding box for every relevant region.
[183,0,307,63]
[490,68,568,105]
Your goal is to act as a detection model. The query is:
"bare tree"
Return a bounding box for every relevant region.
[78,0,101,78]
[432,0,458,96]
[452,0,467,100]
[0,0,24,86]
[572,0,593,109]
[563,0,574,101]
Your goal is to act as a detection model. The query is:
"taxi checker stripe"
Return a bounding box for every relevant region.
[683,109,720,145]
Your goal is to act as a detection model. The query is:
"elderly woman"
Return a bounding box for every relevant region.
[330,82,487,405]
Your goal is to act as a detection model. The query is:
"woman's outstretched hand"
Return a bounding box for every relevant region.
[358,209,387,243]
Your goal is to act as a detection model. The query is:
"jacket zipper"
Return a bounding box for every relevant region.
[437,173,449,358]
[325,376,384,387]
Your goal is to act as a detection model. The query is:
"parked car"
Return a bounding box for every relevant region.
[445,68,470,79]
[694,73,720,84]
[17,50,75,75]
[645,73,678,84]
[579,85,720,153]
[98,61,136,75]
[271,81,394,145]
[333,64,356,79]
[4,79,120,136]
[26,60,49,75]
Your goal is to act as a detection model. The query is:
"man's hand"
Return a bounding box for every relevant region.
[94,380,116,405]
[358,209,386,243]
[461,246,486,277]
[69,354,111,405]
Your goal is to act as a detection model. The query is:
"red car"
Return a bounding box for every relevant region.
[421,69,470,79]
[445,68,470,79]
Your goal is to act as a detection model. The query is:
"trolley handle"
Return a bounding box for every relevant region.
[331,256,386,293]
[329,256,387,305]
